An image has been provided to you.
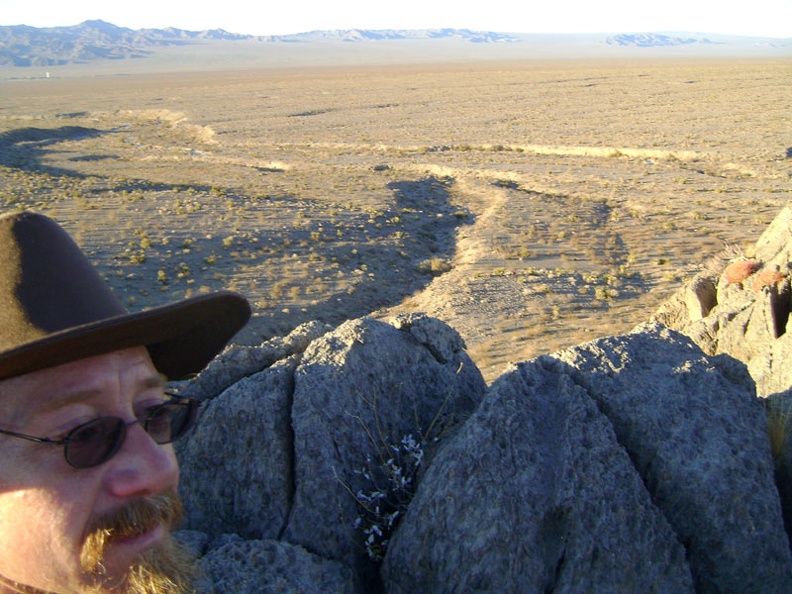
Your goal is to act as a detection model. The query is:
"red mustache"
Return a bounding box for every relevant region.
[86,491,183,544]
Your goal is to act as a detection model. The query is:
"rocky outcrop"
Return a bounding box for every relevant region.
[282,313,485,581]
[195,536,357,594]
[543,325,790,592]
[382,332,695,593]
[177,313,487,592]
[176,209,792,592]
[653,206,792,398]
[381,324,791,593]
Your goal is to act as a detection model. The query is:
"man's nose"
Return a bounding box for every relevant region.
[103,423,180,499]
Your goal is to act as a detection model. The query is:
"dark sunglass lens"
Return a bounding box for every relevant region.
[145,400,196,444]
[146,405,173,443]
[65,417,125,468]
[171,400,197,440]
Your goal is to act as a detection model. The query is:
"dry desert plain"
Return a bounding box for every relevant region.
[1,56,790,382]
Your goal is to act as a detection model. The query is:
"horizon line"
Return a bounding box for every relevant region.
[1,19,790,40]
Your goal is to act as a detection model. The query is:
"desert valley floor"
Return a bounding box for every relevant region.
[1,56,790,381]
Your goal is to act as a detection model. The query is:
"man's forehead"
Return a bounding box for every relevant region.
[0,347,164,422]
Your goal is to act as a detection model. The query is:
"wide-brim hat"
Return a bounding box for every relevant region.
[0,211,251,381]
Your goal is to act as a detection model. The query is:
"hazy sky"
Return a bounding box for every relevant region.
[1,0,790,38]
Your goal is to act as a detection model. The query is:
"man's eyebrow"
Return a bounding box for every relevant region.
[32,374,167,414]
[142,374,168,391]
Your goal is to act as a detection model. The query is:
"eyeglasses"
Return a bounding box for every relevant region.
[0,394,198,469]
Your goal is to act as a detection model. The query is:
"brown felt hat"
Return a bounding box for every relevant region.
[0,211,251,381]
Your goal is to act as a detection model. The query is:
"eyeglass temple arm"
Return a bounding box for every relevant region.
[0,427,62,445]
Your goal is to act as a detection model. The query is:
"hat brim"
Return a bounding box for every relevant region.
[0,291,251,381]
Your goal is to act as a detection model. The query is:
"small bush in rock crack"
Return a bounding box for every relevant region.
[352,434,425,562]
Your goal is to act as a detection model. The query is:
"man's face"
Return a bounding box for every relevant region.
[0,347,195,593]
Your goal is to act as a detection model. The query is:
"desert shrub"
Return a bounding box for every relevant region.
[352,434,424,562]
[128,250,146,264]
[724,259,760,286]
[342,365,463,563]
[176,263,191,279]
[752,267,786,293]
[269,279,288,300]
[417,258,452,276]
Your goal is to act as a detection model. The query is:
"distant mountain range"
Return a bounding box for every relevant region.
[605,33,714,47]
[0,20,787,67]
[0,20,252,66]
[0,21,520,66]
[273,28,518,43]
